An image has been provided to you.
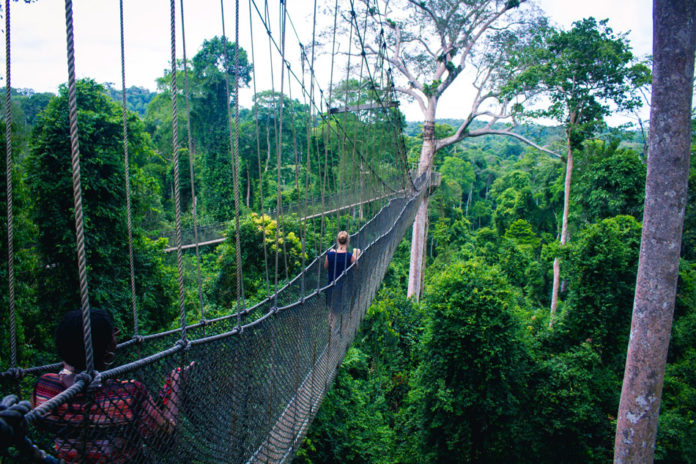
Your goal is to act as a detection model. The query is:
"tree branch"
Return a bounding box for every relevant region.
[468,128,561,158]
[458,4,512,69]
[395,86,427,112]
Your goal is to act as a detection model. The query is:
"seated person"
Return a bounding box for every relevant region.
[33,309,188,463]
[324,231,360,332]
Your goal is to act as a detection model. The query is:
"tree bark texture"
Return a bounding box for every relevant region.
[614,2,696,462]
[407,120,435,300]
[550,140,574,322]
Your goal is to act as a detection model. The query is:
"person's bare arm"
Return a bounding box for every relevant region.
[351,249,361,263]
[324,256,329,269]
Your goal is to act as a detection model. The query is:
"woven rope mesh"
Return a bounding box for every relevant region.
[1,180,426,463]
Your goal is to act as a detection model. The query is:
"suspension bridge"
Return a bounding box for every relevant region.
[0,0,435,462]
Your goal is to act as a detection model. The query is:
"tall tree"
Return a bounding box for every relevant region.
[506,17,649,320]
[614,1,696,461]
[358,0,555,299]
[144,37,252,221]
[409,259,530,462]
[27,79,176,338]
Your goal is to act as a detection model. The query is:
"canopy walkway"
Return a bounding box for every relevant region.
[0,0,432,462]
[158,173,440,253]
[1,178,429,463]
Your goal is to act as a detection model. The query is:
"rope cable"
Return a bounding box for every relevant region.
[64,0,94,374]
[180,0,206,322]
[273,0,289,292]
[169,0,188,341]
[118,0,139,336]
[277,3,293,286]
[286,65,304,299]
[247,0,272,298]
[320,0,340,289]
[221,0,246,323]
[331,0,356,284]
[4,0,17,369]
[303,0,318,298]
[234,0,245,318]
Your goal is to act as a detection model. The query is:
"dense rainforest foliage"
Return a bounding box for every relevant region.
[293,119,696,462]
[0,17,694,464]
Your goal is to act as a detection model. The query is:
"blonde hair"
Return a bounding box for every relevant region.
[337,231,350,246]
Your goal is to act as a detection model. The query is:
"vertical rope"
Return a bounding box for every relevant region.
[317,0,340,290]
[169,0,188,340]
[233,0,244,321]
[118,0,139,336]
[179,0,205,322]
[221,0,245,323]
[64,0,94,373]
[273,0,287,306]
[4,0,17,368]
[277,1,291,284]
[302,0,318,303]
[247,0,272,297]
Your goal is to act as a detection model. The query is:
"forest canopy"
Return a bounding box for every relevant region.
[0,3,693,463]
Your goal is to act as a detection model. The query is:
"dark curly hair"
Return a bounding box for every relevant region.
[56,309,115,371]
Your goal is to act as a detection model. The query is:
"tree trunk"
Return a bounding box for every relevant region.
[614,2,696,462]
[550,135,574,323]
[465,188,472,217]
[246,168,251,208]
[407,119,436,300]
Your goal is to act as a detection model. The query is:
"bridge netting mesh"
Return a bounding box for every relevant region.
[2,180,426,463]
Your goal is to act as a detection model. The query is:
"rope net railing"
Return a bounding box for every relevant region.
[1,177,428,463]
[156,180,408,251]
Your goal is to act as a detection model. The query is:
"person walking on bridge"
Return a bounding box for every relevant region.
[324,231,360,336]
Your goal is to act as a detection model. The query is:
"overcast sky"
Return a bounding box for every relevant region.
[1,0,653,122]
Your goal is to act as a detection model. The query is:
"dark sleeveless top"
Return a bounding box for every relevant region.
[327,251,352,282]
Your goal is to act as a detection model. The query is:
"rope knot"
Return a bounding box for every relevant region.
[74,371,101,392]
[0,394,32,451]
[6,368,23,381]
[176,339,192,352]
[134,335,145,344]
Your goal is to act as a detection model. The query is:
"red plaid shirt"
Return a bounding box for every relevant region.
[33,372,174,463]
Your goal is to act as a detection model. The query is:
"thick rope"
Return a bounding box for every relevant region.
[180,0,205,322]
[247,0,272,297]
[234,0,244,320]
[276,1,291,284]
[119,0,139,336]
[169,0,188,340]
[262,0,282,308]
[4,0,17,369]
[300,0,318,304]
[221,0,245,325]
[64,0,94,374]
[316,0,340,289]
